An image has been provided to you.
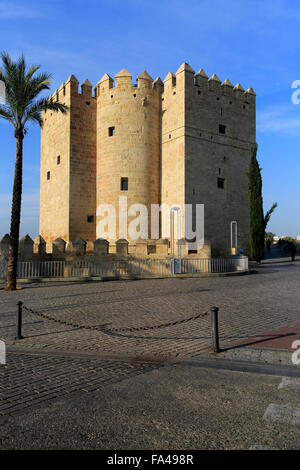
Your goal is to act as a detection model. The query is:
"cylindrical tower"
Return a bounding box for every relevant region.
[95,69,161,243]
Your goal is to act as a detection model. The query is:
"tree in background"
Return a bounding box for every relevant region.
[265,232,276,242]
[0,52,68,290]
[281,236,296,244]
[247,144,265,262]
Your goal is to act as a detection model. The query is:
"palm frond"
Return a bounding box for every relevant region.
[24,110,42,127]
[24,73,51,103]
[25,65,40,83]
[0,52,69,130]
[0,104,15,126]
[22,97,69,127]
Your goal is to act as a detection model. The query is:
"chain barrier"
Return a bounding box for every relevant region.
[22,304,209,334]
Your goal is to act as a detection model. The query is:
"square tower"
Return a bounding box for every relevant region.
[40,75,97,249]
[161,63,256,256]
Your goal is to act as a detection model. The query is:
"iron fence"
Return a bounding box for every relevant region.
[0,256,241,280]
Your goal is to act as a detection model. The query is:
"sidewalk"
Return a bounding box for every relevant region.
[0,248,299,419]
[233,322,300,351]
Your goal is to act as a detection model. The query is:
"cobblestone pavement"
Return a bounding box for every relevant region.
[0,351,161,417]
[0,249,299,416]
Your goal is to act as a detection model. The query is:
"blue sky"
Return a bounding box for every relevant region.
[0,0,299,238]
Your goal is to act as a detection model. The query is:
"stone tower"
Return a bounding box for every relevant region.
[161,63,256,256]
[95,69,161,242]
[40,75,96,247]
[40,63,256,256]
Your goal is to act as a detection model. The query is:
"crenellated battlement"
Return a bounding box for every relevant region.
[94,69,164,98]
[47,63,255,113]
[161,62,256,106]
[48,74,96,104]
[40,61,256,258]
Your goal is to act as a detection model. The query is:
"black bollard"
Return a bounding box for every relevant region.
[15,301,24,340]
[211,306,220,353]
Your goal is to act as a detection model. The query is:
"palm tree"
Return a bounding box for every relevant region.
[0,52,68,290]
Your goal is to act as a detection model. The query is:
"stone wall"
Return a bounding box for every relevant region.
[0,234,211,261]
[39,62,256,257]
[40,75,97,251]
[161,64,256,257]
[95,69,161,242]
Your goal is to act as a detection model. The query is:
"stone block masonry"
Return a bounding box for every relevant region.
[40,63,256,257]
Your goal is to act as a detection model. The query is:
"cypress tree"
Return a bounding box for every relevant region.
[247,144,265,262]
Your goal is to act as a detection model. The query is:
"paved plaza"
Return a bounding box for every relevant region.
[0,249,299,420]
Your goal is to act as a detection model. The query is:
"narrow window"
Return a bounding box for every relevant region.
[87,215,94,223]
[121,177,128,191]
[47,171,50,180]
[217,178,225,189]
[108,126,115,136]
[57,155,60,165]
[219,124,226,134]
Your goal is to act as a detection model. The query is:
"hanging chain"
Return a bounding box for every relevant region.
[22,304,209,334]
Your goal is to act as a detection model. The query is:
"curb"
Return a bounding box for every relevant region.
[201,346,295,366]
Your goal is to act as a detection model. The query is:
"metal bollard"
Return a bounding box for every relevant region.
[15,301,24,340]
[211,306,220,353]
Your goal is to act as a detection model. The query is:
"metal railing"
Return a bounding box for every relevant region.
[0,257,240,280]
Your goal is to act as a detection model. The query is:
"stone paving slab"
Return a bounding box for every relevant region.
[215,347,295,365]
[1,364,300,450]
[0,254,299,361]
[233,321,300,350]
[0,350,162,417]
[0,251,299,417]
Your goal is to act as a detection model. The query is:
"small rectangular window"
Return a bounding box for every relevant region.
[87,215,94,223]
[47,171,50,180]
[219,124,226,134]
[108,126,115,136]
[217,178,225,189]
[57,155,60,165]
[121,177,128,191]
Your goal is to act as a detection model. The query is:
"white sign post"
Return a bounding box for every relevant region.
[170,207,182,274]
[230,221,238,256]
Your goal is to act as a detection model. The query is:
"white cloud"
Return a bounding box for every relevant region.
[257,104,300,135]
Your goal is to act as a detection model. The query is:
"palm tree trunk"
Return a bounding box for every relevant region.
[5,129,23,291]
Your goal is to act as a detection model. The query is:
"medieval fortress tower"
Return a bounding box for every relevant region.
[40,62,256,257]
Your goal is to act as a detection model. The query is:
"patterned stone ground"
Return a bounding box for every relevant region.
[0,249,299,416]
